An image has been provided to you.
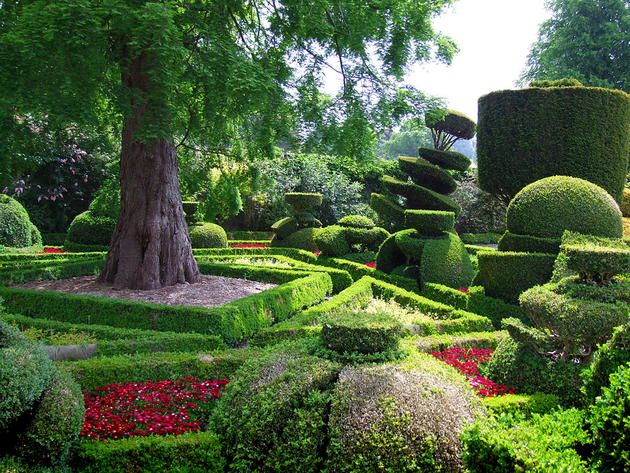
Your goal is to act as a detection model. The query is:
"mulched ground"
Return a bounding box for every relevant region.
[15,275,276,309]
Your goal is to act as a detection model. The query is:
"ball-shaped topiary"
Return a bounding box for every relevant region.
[66,211,116,246]
[188,222,228,248]
[477,85,630,204]
[280,227,319,251]
[506,176,623,239]
[326,352,483,473]
[0,195,41,248]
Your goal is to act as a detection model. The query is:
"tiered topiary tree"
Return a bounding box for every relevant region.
[477,79,630,205]
[270,193,323,251]
[370,109,475,289]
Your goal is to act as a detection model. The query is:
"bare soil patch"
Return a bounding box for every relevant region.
[15,275,276,309]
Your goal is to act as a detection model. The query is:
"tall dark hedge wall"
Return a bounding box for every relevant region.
[477,86,630,204]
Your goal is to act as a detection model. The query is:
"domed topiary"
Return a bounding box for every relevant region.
[66,211,116,246]
[477,85,630,204]
[326,352,483,473]
[506,176,623,239]
[0,194,41,248]
[280,227,319,251]
[189,223,228,248]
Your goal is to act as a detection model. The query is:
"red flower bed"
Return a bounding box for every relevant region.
[229,243,269,248]
[457,287,469,294]
[38,247,70,254]
[365,262,376,268]
[81,378,229,440]
[430,347,515,397]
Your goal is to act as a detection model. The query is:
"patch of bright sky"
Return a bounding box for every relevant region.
[407,0,551,121]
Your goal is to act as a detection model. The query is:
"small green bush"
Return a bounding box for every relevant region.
[462,409,589,472]
[589,364,630,472]
[497,231,561,254]
[66,211,115,246]
[417,147,471,172]
[563,244,630,283]
[281,227,319,251]
[0,195,41,248]
[480,392,560,418]
[506,176,623,239]
[375,233,407,273]
[420,232,474,289]
[338,215,375,228]
[188,222,228,248]
[326,352,482,473]
[270,216,299,239]
[15,368,84,466]
[294,211,322,228]
[467,292,527,329]
[313,225,350,257]
[214,342,340,473]
[320,310,402,355]
[404,209,455,235]
[285,192,323,212]
[471,251,556,303]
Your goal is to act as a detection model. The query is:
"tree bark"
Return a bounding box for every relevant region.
[100,53,200,289]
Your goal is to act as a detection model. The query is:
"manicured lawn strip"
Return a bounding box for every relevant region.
[73,429,225,473]
[193,246,317,263]
[315,256,419,292]
[62,349,253,392]
[0,257,105,285]
[415,330,508,352]
[0,271,332,344]
[197,256,353,292]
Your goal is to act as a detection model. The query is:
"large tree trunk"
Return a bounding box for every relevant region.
[100,54,200,290]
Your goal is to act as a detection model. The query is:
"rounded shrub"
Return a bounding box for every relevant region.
[338,215,375,229]
[313,225,350,257]
[270,216,299,239]
[477,86,630,203]
[506,176,623,239]
[281,227,320,251]
[395,229,425,259]
[0,194,40,248]
[420,232,474,289]
[382,176,461,217]
[320,311,402,355]
[188,222,228,248]
[15,367,84,465]
[589,363,630,472]
[214,342,340,473]
[326,352,483,473]
[294,212,322,228]
[66,211,116,246]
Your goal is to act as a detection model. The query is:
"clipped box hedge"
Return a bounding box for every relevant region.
[0,270,332,345]
[471,251,557,303]
[193,246,317,263]
[0,257,105,285]
[415,330,508,352]
[498,231,561,254]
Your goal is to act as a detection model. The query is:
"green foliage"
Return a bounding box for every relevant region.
[188,223,228,249]
[416,330,508,352]
[530,78,584,87]
[482,336,584,405]
[15,368,84,466]
[563,244,630,283]
[394,229,424,261]
[462,409,589,472]
[326,352,482,473]
[622,187,630,217]
[589,363,630,472]
[74,431,225,473]
[420,232,474,288]
[425,108,476,152]
[284,192,322,212]
[382,175,462,216]
[521,0,630,92]
[338,215,375,229]
[472,251,556,303]
[280,227,319,252]
[478,87,630,203]
[452,171,507,235]
[215,342,340,473]
[375,233,407,273]
[270,216,299,239]
[398,156,457,194]
[313,225,350,257]
[498,231,561,254]
[0,194,39,248]
[66,211,115,246]
[417,147,471,172]
[506,176,623,238]
[582,323,630,404]
[404,209,454,235]
[41,233,66,246]
[194,246,317,263]
[480,392,560,418]
[87,163,120,219]
[320,310,402,355]
[467,292,528,329]
[369,193,405,231]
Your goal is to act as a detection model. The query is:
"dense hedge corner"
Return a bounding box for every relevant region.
[214,342,341,473]
[506,176,623,239]
[326,352,483,473]
[189,222,228,248]
[0,194,42,248]
[622,188,630,217]
[66,211,116,246]
[477,85,630,204]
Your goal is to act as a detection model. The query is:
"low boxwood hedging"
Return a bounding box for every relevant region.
[63,348,254,392]
[62,242,108,252]
[467,291,527,329]
[419,283,483,310]
[73,430,225,473]
[460,233,502,245]
[497,231,561,254]
[0,257,105,285]
[0,252,104,264]
[471,251,556,303]
[193,246,317,263]
[415,330,507,352]
[0,271,332,345]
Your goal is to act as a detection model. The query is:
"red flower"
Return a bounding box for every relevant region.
[80,378,229,441]
[365,262,376,268]
[38,247,70,254]
[457,287,469,294]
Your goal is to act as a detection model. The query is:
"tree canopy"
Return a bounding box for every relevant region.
[521,0,630,92]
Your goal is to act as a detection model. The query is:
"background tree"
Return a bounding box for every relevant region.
[521,0,630,92]
[0,0,457,289]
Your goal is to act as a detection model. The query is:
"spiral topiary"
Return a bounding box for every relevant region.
[0,194,42,248]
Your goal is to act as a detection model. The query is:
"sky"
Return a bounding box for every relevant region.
[408,0,552,121]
